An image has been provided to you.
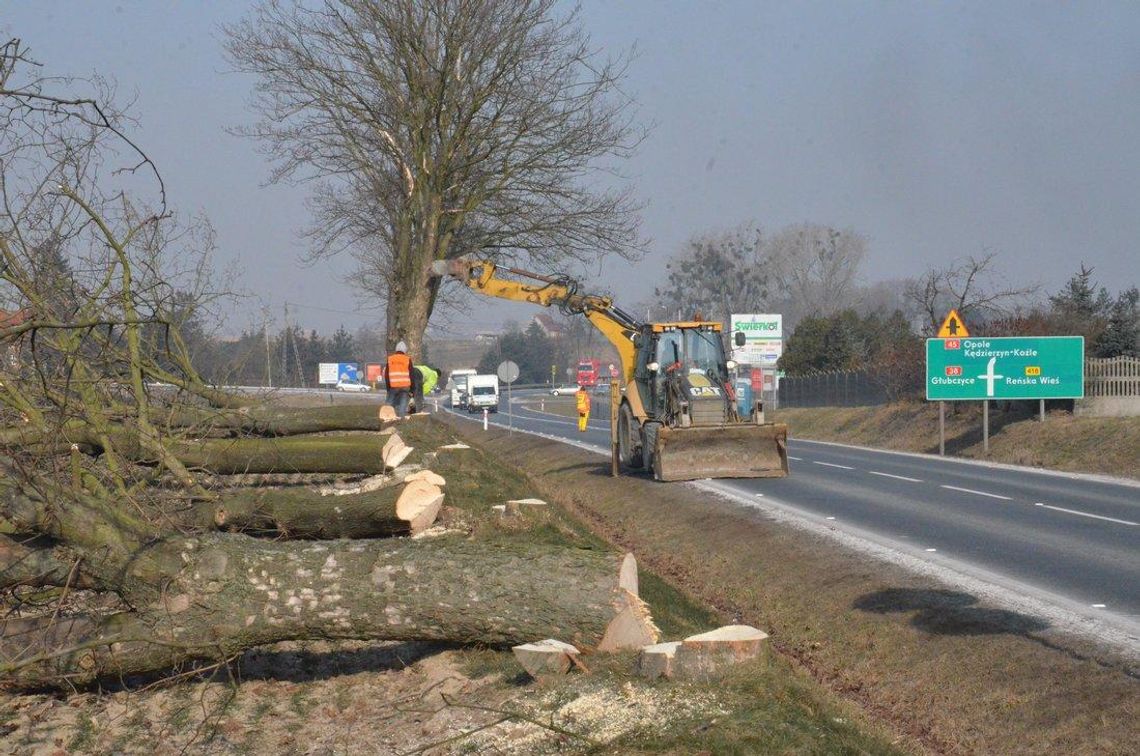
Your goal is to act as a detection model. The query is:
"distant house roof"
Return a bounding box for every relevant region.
[532,314,566,339]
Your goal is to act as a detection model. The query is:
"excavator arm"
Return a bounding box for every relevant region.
[431,259,642,384]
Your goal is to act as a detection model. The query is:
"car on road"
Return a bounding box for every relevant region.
[335,380,370,392]
[548,385,576,396]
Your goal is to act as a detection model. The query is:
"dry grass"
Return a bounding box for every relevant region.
[772,403,1140,479]
[0,415,901,755]
[444,418,1140,755]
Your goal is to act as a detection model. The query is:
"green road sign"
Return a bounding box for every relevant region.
[926,336,1084,401]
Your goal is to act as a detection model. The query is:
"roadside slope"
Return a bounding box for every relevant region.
[442,415,1140,754]
[772,403,1140,479]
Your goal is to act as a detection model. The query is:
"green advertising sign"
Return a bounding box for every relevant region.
[926,336,1084,401]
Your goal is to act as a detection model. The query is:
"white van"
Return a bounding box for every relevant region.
[448,369,477,408]
[465,374,500,413]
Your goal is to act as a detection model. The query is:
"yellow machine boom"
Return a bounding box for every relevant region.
[431,258,789,482]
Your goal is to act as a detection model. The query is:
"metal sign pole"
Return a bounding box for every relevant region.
[1039,398,1045,422]
[982,400,989,454]
[507,380,512,434]
[939,401,945,456]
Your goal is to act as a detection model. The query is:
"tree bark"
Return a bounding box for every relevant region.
[1,538,655,688]
[166,404,390,437]
[196,469,442,538]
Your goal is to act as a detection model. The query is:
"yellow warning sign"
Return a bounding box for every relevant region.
[937,309,969,338]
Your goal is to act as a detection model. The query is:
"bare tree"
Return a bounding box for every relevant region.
[653,223,770,325]
[225,0,646,360]
[904,252,1039,334]
[765,223,867,323]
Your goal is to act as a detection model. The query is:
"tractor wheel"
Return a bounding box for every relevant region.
[618,403,643,469]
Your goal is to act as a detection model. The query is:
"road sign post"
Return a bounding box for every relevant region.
[497,360,520,434]
[926,336,1083,455]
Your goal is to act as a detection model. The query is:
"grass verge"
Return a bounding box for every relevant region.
[771,402,1139,479]
[442,414,1140,754]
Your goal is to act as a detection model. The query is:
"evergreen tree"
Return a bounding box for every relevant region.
[1095,288,1140,358]
[330,325,356,363]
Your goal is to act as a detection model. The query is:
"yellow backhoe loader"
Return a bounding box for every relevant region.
[431,259,788,482]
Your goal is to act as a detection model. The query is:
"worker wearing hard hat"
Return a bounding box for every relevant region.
[575,385,591,432]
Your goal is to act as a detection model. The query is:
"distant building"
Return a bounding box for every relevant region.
[474,331,500,342]
[532,314,566,340]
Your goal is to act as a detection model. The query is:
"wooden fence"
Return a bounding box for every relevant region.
[1085,356,1140,397]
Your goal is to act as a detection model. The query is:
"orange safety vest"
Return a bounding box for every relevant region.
[576,390,591,413]
[385,352,412,389]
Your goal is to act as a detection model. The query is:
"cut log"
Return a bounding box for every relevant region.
[394,481,444,534]
[378,405,398,422]
[199,476,441,539]
[637,641,681,680]
[1,542,656,688]
[672,625,768,681]
[439,443,470,450]
[167,404,390,437]
[513,639,580,677]
[381,433,414,470]
[507,498,547,506]
[171,435,399,475]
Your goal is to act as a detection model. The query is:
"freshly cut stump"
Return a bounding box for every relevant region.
[638,641,681,680]
[513,639,580,677]
[378,405,398,422]
[673,625,768,681]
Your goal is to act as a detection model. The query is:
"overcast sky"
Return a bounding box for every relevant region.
[5,1,1138,336]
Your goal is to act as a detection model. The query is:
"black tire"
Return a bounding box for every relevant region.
[618,403,643,469]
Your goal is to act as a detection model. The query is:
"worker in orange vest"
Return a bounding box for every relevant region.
[384,341,413,418]
[575,385,591,432]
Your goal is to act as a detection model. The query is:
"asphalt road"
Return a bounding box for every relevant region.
[441,389,1140,643]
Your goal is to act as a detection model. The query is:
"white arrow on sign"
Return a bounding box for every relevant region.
[977,356,1004,397]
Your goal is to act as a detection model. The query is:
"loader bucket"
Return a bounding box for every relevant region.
[652,422,789,482]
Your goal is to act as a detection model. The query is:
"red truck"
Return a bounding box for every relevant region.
[576,358,601,387]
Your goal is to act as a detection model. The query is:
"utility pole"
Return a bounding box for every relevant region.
[262,307,273,388]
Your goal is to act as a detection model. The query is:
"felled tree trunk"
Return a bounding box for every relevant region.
[197,468,444,538]
[166,404,389,437]
[165,435,398,475]
[1,538,656,688]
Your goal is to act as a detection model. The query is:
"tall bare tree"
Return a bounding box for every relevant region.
[653,223,770,325]
[766,223,867,323]
[905,252,1038,334]
[225,0,645,359]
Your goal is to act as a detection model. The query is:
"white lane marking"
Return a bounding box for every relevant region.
[826,516,835,520]
[868,470,923,483]
[1092,604,1107,608]
[926,548,937,552]
[754,493,764,498]
[788,456,803,461]
[939,485,1011,500]
[813,461,855,470]
[1034,502,1138,526]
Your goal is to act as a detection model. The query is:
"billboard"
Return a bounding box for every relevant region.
[925,337,1084,401]
[730,313,783,367]
[318,362,360,385]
